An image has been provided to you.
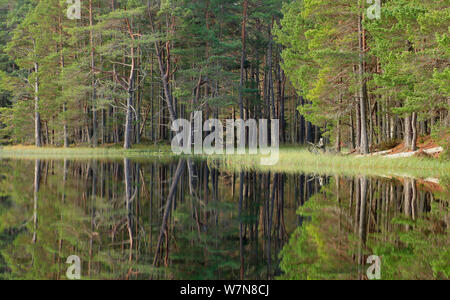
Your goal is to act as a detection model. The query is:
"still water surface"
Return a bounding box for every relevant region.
[0,158,448,280]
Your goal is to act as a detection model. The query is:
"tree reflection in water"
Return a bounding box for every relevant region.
[0,159,447,280]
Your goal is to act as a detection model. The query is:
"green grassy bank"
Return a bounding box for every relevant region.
[0,144,174,160]
[211,148,449,179]
[0,145,448,179]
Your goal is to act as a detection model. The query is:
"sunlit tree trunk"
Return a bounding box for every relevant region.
[33,37,42,147]
[411,112,418,151]
[34,61,42,147]
[124,71,135,149]
[405,114,412,149]
[358,15,369,154]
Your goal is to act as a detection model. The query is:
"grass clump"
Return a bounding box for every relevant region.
[209,148,450,179]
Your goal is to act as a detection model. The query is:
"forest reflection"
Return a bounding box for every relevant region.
[0,159,448,280]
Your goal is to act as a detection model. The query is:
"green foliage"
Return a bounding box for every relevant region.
[431,122,450,160]
[277,0,449,149]
[367,0,449,119]
[276,0,363,130]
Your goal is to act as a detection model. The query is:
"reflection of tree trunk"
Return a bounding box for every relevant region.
[411,179,417,220]
[298,175,305,226]
[358,176,368,278]
[239,171,245,280]
[404,178,411,227]
[32,160,41,244]
[153,160,185,267]
[349,179,354,216]
[359,177,368,243]
[267,174,278,279]
[203,164,209,221]
[389,183,394,232]
[354,178,360,235]
[88,162,97,276]
[58,159,68,279]
[187,159,202,237]
[404,178,416,230]
[336,176,341,233]
[135,162,140,257]
[187,160,197,195]
[124,159,134,263]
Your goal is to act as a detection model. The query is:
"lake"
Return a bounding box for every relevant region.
[0,158,448,280]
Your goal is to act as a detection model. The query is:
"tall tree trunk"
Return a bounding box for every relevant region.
[34,59,42,147]
[268,20,276,120]
[279,68,286,143]
[306,117,313,143]
[390,115,396,140]
[411,112,418,151]
[358,15,369,154]
[356,100,361,150]
[124,72,135,149]
[350,111,356,150]
[63,104,69,147]
[336,119,341,152]
[239,0,248,120]
[298,96,305,144]
[405,114,412,150]
[89,0,98,147]
[135,39,142,144]
[123,18,137,149]
[148,7,177,124]
[58,14,69,148]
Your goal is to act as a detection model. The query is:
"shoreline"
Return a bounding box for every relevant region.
[0,145,448,180]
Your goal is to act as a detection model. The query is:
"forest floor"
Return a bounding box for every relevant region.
[367,135,447,159]
[0,144,448,180]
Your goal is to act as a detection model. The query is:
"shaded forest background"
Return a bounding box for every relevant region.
[0,0,448,154]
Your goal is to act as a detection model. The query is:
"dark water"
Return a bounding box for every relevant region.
[0,159,448,280]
